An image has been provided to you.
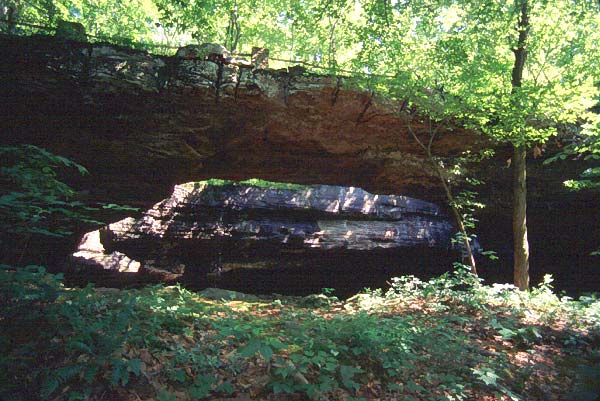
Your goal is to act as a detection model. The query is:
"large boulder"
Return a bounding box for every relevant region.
[175,43,230,62]
[69,180,460,278]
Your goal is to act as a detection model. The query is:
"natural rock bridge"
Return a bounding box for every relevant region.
[3,34,599,292]
[1,33,481,207]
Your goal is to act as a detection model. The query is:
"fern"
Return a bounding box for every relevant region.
[41,365,82,399]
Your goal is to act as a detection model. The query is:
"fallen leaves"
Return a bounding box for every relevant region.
[7,282,599,401]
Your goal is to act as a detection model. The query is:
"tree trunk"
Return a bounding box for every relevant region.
[6,6,16,34]
[436,168,477,275]
[513,144,529,290]
[511,0,531,290]
[406,120,478,276]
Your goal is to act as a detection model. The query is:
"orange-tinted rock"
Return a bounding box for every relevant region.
[0,34,482,209]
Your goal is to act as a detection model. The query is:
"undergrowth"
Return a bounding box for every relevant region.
[1,265,599,401]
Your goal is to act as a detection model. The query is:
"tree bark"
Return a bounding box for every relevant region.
[511,0,530,290]
[6,6,16,34]
[513,144,529,290]
[437,168,478,275]
[407,120,478,276]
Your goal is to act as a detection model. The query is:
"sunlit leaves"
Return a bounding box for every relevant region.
[353,0,599,151]
[3,267,600,400]
[0,145,137,253]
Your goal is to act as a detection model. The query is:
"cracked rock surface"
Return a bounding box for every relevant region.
[1,34,480,207]
[71,182,457,275]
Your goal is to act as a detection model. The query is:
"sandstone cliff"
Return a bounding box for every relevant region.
[1,34,479,207]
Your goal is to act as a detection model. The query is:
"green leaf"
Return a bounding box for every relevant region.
[267,338,286,350]
[128,358,142,376]
[259,344,274,360]
[272,381,294,394]
[215,381,233,394]
[498,328,516,339]
[339,365,362,391]
[69,340,93,354]
[238,339,261,358]
[110,360,129,386]
[40,378,59,399]
[83,365,99,384]
[101,203,139,211]
[473,368,500,387]
[405,380,425,393]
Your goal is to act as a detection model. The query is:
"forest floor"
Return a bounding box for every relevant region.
[2,268,600,401]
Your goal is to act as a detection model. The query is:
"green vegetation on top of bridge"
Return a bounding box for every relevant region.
[192,178,309,191]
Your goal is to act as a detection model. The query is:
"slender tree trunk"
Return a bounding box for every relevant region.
[436,169,478,275]
[511,0,530,290]
[406,120,477,275]
[6,6,16,34]
[513,145,529,290]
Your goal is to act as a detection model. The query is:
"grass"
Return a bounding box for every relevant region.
[1,265,599,401]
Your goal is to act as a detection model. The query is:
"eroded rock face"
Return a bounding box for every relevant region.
[72,230,141,273]
[70,182,458,277]
[0,34,481,208]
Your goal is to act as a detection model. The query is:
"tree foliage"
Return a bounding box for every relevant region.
[352,0,599,287]
[1,0,158,47]
[0,144,97,239]
[0,145,136,264]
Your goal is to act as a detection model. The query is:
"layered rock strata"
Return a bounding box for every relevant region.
[1,34,480,207]
[71,181,457,276]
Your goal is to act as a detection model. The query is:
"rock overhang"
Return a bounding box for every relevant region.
[0,33,483,208]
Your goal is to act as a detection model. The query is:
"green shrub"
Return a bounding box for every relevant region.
[0,265,143,400]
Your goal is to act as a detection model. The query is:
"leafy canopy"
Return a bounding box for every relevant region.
[7,0,600,113]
